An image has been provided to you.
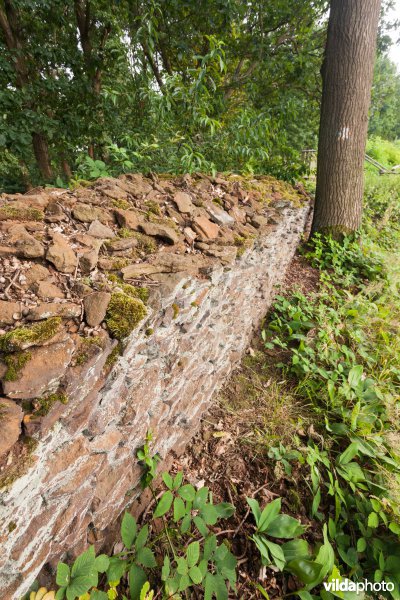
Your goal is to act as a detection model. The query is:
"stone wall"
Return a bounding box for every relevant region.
[0,173,309,598]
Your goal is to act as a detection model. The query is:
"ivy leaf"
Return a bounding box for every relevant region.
[154,491,174,518]
[121,512,137,550]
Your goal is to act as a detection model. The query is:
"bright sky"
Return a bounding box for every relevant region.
[387,0,400,69]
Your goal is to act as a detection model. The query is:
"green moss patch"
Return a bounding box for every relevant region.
[33,392,68,417]
[105,292,147,340]
[0,205,44,221]
[0,317,62,352]
[3,351,32,381]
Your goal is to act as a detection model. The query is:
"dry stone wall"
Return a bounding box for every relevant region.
[0,173,310,598]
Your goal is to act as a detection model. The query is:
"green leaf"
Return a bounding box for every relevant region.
[55,587,66,600]
[56,562,70,587]
[135,525,149,550]
[90,592,109,600]
[178,484,196,501]
[173,496,186,522]
[348,365,363,388]
[357,538,367,552]
[71,546,96,578]
[107,557,127,583]
[311,488,321,517]
[173,471,184,489]
[202,504,219,525]
[368,512,379,528]
[154,490,174,517]
[180,513,192,533]
[258,498,282,533]
[137,547,157,568]
[215,502,235,519]
[246,498,261,526]
[121,512,137,549]
[338,442,359,465]
[287,559,322,584]
[193,515,209,536]
[177,557,188,575]
[204,534,218,560]
[66,575,96,600]
[161,555,170,581]
[189,565,203,584]
[187,541,200,567]
[162,472,174,490]
[263,539,286,570]
[129,564,147,600]
[94,554,109,573]
[282,539,310,563]
[265,514,305,538]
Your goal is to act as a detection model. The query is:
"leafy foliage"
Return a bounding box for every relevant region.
[260,175,400,597]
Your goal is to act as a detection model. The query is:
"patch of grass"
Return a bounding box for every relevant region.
[0,205,44,221]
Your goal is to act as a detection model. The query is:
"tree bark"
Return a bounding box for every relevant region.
[32,133,53,180]
[312,0,381,235]
[0,1,53,180]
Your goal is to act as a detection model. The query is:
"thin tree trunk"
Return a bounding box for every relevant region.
[32,132,53,180]
[312,0,381,235]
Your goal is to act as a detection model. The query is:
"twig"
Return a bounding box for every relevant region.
[4,269,20,299]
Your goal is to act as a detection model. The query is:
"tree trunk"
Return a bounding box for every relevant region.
[32,132,53,180]
[312,0,381,235]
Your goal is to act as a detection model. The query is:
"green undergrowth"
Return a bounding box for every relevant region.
[258,172,400,597]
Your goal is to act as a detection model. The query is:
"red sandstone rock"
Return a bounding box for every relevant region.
[2,338,75,399]
[32,280,65,300]
[192,215,220,240]
[0,300,21,325]
[114,208,140,230]
[84,292,111,327]
[46,233,78,274]
[173,191,194,214]
[0,398,23,457]
[139,221,179,245]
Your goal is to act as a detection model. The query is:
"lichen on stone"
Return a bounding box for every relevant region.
[0,205,44,221]
[0,317,62,352]
[3,351,32,381]
[105,292,147,340]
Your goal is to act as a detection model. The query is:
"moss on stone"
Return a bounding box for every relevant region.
[145,200,161,216]
[172,303,180,319]
[0,437,38,490]
[74,336,105,366]
[145,327,154,336]
[3,351,32,381]
[8,521,17,533]
[122,283,149,304]
[0,317,62,352]
[105,341,123,367]
[33,392,68,417]
[105,292,147,340]
[0,205,44,221]
[118,227,134,239]
[112,199,131,210]
[134,232,157,254]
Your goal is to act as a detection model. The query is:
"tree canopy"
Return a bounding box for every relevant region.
[0,0,398,192]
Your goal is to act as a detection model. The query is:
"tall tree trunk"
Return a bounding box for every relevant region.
[32,132,53,180]
[312,0,381,235]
